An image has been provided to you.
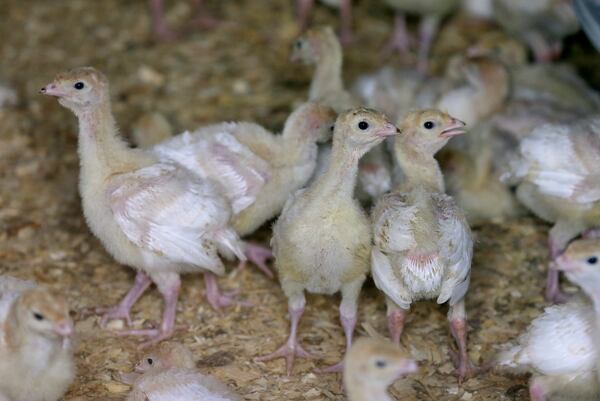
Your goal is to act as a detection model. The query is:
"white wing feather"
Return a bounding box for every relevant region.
[371,249,411,310]
[153,125,272,214]
[517,120,600,203]
[372,193,418,253]
[434,194,473,305]
[108,163,238,273]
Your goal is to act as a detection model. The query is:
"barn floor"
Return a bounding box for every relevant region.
[0,1,597,400]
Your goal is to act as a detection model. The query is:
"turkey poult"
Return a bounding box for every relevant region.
[371,110,475,382]
[344,337,418,401]
[0,276,75,401]
[496,239,600,401]
[40,67,247,345]
[123,342,242,401]
[292,26,394,202]
[256,109,399,375]
[153,102,337,278]
[503,117,600,303]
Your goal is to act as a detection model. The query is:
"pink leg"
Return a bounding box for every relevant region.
[316,313,356,373]
[99,271,152,327]
[255,300,315,375]
[148,0,178,40]
[529,378,548,401]
[416,16,439,75]
[297,0,315,32]
[189,0,219,29]
[204,271,249,311]
[338,0,353,45]
[448,302,475,384]
[383,13,411,56]
[388,308,407,344]
[116,275,181,348]
[237,243,274,278]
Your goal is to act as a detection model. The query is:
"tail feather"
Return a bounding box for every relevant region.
[213,228,246,262]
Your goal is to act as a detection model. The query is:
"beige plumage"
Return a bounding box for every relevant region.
[0,276,75,401]
[40,67,246,344]
[256,108,399,375]
[372,110,474,382]
[124,342,242,401]
[344,337,417,401]
[504,117,600,303]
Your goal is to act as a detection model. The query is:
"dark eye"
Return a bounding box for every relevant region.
[147,358,153,365]
[358,121,369,130]
[587,257,598,265]
[74,82,85,90]
[423,121,434,129]
[33,312,44,321]
[330,125,335,132]
[375,360,387,368]
[295,40,303,49]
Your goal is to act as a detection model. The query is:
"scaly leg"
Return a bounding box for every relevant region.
[237,242,274,278]
[338,0,353,45]
[416,15,439,74]
[318,277,365,373]
[383,13,411,56]
[116,273,181,348]
[204,271,249,311]
[255,293,315,375]
[387,298,408,344]
[448,301,475,384]
[99,271,152,327]
[297,0,315,32]
[148,0,178,40]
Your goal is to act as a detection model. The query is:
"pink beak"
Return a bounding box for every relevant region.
[39,83,66,97]
[440,119,466,138]
[553,255,575,272]
[54,320,74,337]
[377,122,401,138]
[394,359,418,380]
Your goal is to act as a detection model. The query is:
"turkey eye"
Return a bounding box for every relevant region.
[375,360,386,368]
[358,121,369,130]
[423,121,434,129]
[587,257,598,265]
[74,82,85,90]
[147,358,153,365]
[330,125,335,132]
[295,41,303,49]
[33,312,44,321]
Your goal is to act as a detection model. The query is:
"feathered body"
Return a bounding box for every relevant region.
[506,117,600,302]
[153,103,335,236]
[497,300,599,401]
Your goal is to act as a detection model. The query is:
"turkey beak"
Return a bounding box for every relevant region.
[40,82,67,97]
[54,319,74,337]
[440,119,466,138]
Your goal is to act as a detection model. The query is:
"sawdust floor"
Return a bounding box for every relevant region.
[0,1,596,400]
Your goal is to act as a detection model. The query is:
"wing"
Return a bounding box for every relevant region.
[517,119,600,203]
[152,125,272,214]
[433,194,473,305]
[372,192,418,254]
[371,249,411,310]
[108,163,235,273]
